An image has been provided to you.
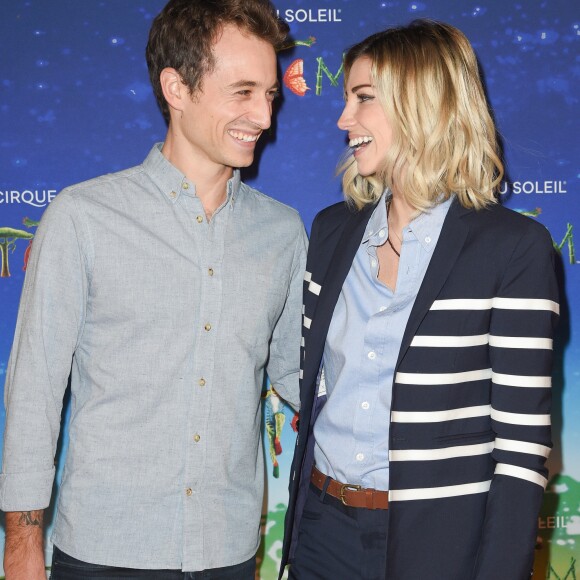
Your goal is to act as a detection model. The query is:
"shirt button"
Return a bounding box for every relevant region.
[183,182,189,190]
[361,401,370,410]
[425,236,432,243]
[208,268,214,276]
[204,323,212,331]
[371,259,377,268]
[198,378,206,387]
[193,434,201,443]
[379,306,387,312]
[169,191,177,198]
[368,351,376,360]
[196,215,203,223]
[379,229,386,238]
[186,488,193,496]
[356,453,365,462]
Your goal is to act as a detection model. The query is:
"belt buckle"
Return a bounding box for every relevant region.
[339,483,361,506]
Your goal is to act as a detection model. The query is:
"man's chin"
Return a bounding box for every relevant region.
[233,155,255,169]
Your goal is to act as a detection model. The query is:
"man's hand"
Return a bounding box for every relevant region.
[4,510,46,580]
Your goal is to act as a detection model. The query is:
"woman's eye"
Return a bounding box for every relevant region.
[357,93,374,103]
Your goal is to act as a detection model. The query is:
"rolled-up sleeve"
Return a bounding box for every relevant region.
[266,221,308,411]
[0,192,89,511]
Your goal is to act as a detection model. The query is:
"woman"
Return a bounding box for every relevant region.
[281,20,559,580]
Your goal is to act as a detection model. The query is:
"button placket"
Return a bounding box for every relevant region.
[184,193,232,568]
[187,193,230,516]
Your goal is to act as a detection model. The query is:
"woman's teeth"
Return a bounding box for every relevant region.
[349,136,373,149]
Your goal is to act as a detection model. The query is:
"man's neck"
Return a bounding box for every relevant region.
[161,133,233,220]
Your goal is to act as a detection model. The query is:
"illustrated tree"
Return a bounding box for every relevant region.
[0,227,34,278]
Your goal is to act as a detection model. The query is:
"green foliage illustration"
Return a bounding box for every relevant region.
[0,227,33,277]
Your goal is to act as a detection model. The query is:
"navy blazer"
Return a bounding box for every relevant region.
[281,198,559,579]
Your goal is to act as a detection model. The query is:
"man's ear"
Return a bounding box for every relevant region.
[160,67,186,113]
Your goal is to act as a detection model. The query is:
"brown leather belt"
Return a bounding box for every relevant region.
[311,465,389,510]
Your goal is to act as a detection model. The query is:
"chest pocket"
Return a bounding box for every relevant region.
[229,269,288,348]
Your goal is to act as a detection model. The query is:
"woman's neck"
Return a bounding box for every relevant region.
[387,192,418,240]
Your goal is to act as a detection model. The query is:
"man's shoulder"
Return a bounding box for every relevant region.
[58,163,146,202]
[33,163,147,241]
[240,182,303,226]
[41,164,149,230]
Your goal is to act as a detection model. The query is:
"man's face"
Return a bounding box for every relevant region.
[179,24,278,173]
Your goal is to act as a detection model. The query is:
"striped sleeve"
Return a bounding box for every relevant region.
[474,222,559,579]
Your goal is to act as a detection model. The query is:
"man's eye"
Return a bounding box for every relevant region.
[237,90,251,96]
[267,91,280,101]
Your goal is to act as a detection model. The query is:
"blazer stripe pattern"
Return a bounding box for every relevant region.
[282,199,559,580]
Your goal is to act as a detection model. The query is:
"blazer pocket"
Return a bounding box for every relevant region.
[435,430,494,445]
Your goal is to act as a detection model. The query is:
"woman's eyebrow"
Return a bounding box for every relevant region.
[350,84,373,92]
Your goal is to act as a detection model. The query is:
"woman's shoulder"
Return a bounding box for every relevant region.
[465,201,550,237]
[458,201,554,257]
[313,200,352,224]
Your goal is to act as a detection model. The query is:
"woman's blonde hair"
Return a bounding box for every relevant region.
[340,20,504,211]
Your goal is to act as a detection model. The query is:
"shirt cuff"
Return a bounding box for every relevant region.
[0,467,55,511]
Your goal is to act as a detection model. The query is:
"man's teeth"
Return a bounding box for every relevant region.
[349,136,373,148]
[229,130,259,142]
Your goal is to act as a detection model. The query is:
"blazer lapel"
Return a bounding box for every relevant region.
[305,202,376,385]
[396,200,472,368]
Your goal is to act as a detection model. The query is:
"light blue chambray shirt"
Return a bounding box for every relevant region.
[0,144,307,571]
[314,193,452,490]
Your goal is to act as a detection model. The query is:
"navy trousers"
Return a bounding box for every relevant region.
[289,483,389,580]
[49,546,255,580]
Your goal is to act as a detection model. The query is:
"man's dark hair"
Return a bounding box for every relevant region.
[146,0,289,122]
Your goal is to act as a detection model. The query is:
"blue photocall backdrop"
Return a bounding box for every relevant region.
[0,1,578,578]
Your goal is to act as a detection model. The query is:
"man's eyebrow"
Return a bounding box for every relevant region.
[227,80,257,89]
[226,80,280,90]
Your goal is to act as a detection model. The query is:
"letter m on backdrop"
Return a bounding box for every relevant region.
[315,56,344,95]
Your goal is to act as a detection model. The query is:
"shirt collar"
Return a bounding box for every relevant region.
[142,143,242,206]
[407,195,454,253]
[362,191,454,252]
[362,190,389,244]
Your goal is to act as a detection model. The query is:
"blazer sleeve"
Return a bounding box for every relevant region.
[474,222,559,579]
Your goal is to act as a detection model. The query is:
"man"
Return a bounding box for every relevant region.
[1,1,306,578]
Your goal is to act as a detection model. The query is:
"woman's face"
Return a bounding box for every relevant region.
[337,57,393,177]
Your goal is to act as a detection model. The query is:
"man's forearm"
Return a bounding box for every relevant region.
[4,510,46,580]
